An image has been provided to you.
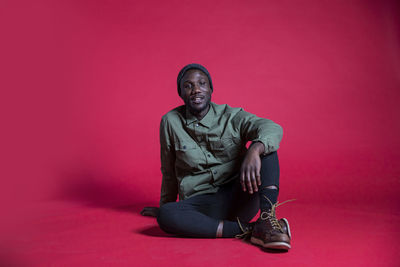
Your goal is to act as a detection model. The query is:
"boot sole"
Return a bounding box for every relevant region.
[250,237,291,250]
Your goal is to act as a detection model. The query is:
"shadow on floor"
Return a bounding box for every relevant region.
[56,169,155,215]
[234,239,289,253]
[135,226,174,238]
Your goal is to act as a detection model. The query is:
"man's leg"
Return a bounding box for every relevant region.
[249,152,292,250]
[157,152,286,239]
[259,151,280,210]
[158,151,281,238]
[157,198,220,238]
[224,152,280,234]
[227,152,280,218]
[157,186,244,238]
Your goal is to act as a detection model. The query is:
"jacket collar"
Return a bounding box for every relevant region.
[185,102,215,128]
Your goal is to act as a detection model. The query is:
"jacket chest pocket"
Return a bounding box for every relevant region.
[174,141,200,170]
[209,137,243,161]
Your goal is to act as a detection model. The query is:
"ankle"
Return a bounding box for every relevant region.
[260,187,279,211]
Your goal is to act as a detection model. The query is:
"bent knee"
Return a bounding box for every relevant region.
[157,202,178,229]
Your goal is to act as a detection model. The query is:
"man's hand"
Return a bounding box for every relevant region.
[140,206,159,217]
[240,142,265,194]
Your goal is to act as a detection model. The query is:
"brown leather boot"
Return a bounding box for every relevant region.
[250,203,292,250]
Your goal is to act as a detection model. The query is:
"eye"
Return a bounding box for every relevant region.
[199,81,206,86]
[184,83,192,89]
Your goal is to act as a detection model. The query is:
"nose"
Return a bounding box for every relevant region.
[192,83,201,94]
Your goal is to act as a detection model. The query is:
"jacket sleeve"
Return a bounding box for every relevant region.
[233,109,283,154]
[159,117,178,206]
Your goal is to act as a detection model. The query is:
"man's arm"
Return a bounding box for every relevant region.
[141,117,178,217]
[159,117,178,206]
[235,109,283,155]
[233,110,283,194]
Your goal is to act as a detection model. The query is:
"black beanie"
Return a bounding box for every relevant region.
[177,63,213,96]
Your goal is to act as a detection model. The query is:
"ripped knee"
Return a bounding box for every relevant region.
[264,185,278,190]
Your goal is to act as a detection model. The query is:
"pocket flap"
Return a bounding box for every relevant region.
[175,141,197,151]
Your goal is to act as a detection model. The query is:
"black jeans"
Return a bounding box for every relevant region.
[157,152,280,238]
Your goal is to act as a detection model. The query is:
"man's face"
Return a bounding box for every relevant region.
[179,69,212,116]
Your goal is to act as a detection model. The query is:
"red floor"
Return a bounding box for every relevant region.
[6,198,399,266]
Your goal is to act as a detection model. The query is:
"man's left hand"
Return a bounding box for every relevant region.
[240,142,265,194]
[140,206,159,217]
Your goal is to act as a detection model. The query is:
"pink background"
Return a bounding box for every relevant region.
[1,0,400,265]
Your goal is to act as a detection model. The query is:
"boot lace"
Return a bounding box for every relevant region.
[235,218,253,239]
[260,197,295,232]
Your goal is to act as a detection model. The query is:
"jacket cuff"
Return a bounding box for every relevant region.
[251,138,275,155]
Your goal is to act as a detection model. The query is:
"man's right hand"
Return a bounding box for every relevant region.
[140,206,159,217]
[239,142,265,194]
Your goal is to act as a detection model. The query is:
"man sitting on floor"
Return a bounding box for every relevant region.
[141,63,292,250]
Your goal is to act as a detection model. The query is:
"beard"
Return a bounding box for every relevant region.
[184,93,211,117]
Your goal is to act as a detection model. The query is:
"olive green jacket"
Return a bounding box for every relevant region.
[159,102,283,206]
